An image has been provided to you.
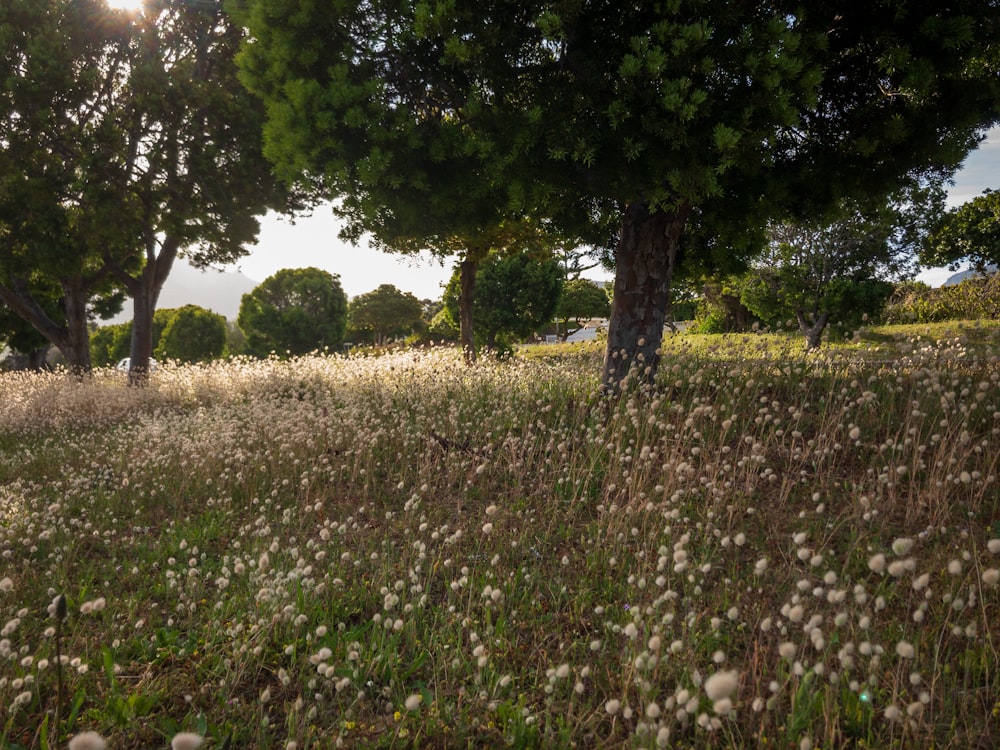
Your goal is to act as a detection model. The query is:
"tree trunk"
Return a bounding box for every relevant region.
[125,238,179,385]
[458,257,478,364]
[602,201,689,392]
[62,280,93,376]
[796,309,830,350]
[0,277,92,375]
[27,347,50,371]
[129,280,155,386]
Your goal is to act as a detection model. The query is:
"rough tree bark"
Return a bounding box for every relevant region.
[602,201,690,393]
[796,309,831,350]
[458,256,478,364]
[120,237,180,385]
[0,276,93,375]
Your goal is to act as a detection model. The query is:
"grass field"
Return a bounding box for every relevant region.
[1,322,999,749]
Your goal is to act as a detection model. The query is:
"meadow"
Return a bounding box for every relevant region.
[1,322,999,749]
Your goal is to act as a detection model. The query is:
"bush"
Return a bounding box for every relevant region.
[155,305,228,363]
[883,273,1000,323]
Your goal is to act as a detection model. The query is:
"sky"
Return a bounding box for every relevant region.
[220,126,1000,297]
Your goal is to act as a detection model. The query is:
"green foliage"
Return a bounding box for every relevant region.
[0,0,292,372]
[238,268,348,357]
[443,253,564,348]
[692,277,757,334]
[237,0,1000,383]
[884,273,1000,323]
[1,303,49,356]
[426,309,460,342]
[348,285,424,345]
[90,323,131,368]
[923,189,1000,272]
[554,279,610,340]
[736,183,940,347]
[155,305,227,363]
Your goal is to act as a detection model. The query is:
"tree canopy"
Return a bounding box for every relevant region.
[0,0,294,376]
[237,0,1000,388]
[156,305,228,364]
[923,190,1000,274]
[238,268,348,357]
[443,253,563,350]
[741,179,945,347]
[348,285,424,345]
[555,279,611,341]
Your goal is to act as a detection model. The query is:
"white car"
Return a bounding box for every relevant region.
[116,357,158,372]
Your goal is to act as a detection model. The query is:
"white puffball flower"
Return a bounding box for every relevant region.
[868,554,886,574]
[68,733,108,750]
[981,569,1000,585]
[712,697,733,715]
[892,538,914,556]
[778,642,797,661]
[0,578,13,593]
[171,734,205,750]
[703,670,739,702]
[895,641,915,659]
[988,539,1000,554]
[405,693,422,711]
[605,699,622,715]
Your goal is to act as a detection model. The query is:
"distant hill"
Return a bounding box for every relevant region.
[100,260,258,325]
[943,266,997,286]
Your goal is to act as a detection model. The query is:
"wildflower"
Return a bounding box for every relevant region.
[68,733,107,750]
[605,699,621,714]
[891,538,914,555]
[895,641,915,659]
[703,670,739,701]
[404,693,422,711]
[171,734,205,750]
[778,642,797,661]
[982,569,1000,585]
[0,577,12,593]
[712,697,733,715]
[868,554,886,573]
[988,539,1000,554]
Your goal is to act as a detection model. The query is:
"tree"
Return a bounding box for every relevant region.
[233,3,605,363]
[555,279,611,341]
[90,323,131,369]
[90,308,194,367]
[443,253,563,349]
[1,303,51,370]
[740,179,945,347]
[155,305,227,364]
[923,190,1000,274]
[0,0,294,379]
[237,1,1000,390]
[348,285,425,345]
[238,268,348,357]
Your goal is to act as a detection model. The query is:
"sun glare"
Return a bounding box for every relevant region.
[106,0,145,11]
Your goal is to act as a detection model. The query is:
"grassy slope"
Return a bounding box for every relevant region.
[0,323,998,749]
